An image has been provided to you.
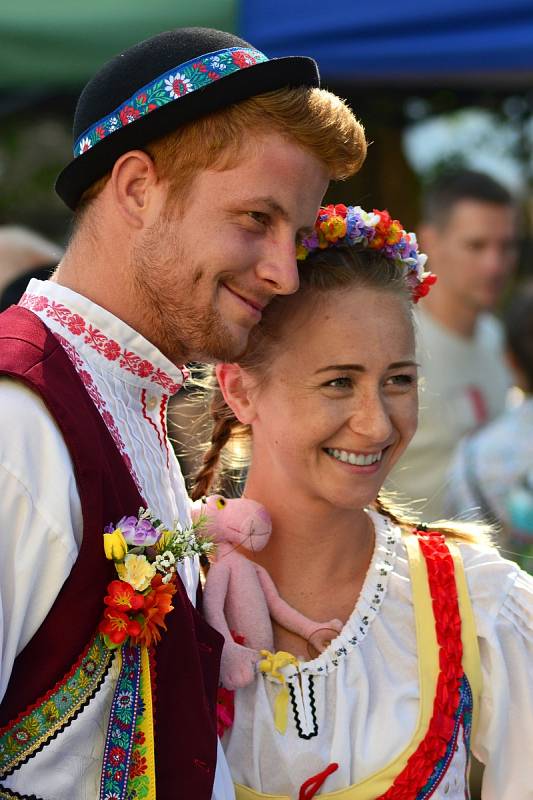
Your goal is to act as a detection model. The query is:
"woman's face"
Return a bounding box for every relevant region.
[242,286,419,512]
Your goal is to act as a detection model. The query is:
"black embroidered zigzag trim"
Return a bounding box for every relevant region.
[0,786,43,800]
[0,655,113,779]
[288,674,319,740]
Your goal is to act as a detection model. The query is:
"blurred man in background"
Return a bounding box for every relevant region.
[388,170,518,521]
[445,281,533,570]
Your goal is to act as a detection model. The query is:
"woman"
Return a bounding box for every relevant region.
[192,205,532,799]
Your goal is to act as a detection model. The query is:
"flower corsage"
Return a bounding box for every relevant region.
[100,508,213,649]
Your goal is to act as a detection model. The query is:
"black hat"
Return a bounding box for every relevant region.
[56,27,320,210]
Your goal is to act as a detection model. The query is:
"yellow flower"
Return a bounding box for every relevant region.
[116,553,156,592]
[154,529,174,553]
[103,529,128,561]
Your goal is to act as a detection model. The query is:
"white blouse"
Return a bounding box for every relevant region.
[224,510,533,799]
[0,279,234,800]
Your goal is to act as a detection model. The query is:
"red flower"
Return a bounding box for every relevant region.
[193,62,207,72]
[99,607,142,645]
[109,745,126,766]
[104,580,145,613]
[208,71,220,81]
[119,106,141,126]
[133,574,176,647]
[129,749,147,778]
[217,687,235,736]
[133,730,145,745]
[67,313,85,335]
[95,126,106,139]
[231,50,257,68]
[137,359,153,378]
[136,93,147,105]
[103,340,121,361]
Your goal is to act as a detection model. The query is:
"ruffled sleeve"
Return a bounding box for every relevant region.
[463,545,533,798]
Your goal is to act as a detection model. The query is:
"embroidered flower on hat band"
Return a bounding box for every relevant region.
[297,204,437,303]
[73,46,268,157]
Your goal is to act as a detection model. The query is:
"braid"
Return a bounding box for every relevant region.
[190,386,241,501]
[373,492,493,546]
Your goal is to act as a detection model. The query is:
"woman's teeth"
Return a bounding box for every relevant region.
[325,448,383,466]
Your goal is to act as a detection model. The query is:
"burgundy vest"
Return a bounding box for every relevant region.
[0,306,223,799]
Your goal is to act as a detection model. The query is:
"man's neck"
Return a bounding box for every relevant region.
[423,290,479,339]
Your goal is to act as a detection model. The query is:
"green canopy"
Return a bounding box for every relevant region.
[0,0,237,89]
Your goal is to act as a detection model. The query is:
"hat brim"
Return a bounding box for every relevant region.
[56,56,319,211]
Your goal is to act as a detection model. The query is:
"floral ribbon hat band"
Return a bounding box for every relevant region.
[55,27,319,209]
[297,204,436,302]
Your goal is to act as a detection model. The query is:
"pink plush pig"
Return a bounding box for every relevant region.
[192,495,343,690]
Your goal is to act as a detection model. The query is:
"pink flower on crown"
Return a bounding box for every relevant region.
[164,73,192,98]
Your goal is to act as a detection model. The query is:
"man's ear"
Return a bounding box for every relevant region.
[109,150,160,228]
[216,363,257,425]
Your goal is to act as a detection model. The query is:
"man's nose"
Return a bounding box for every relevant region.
[256,240,300,295]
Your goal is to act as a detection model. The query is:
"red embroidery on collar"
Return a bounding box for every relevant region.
[56,333,142,491]
[20,293,186,393]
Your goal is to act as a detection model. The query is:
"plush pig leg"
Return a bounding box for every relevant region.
[203,561,260,689]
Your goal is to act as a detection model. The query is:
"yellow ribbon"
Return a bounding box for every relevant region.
[258,650,299,735]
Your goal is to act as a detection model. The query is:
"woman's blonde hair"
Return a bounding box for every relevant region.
[188,245,493,547]
[78,86,366,211]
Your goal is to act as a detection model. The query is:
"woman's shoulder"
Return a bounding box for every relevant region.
[455,539,533,636]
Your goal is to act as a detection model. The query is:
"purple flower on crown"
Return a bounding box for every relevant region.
[345,207,377,244]
[116,516,160,546]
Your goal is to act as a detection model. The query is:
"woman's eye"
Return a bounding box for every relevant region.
[324,376,352,389]
[386,374,416,388]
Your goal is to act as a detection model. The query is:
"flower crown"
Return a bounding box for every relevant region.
[296,204,436,303]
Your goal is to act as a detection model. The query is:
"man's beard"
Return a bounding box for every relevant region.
[131,228,248,365]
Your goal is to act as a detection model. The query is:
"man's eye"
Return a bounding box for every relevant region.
[247,211,269,226]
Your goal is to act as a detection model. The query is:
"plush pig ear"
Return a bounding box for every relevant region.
[216,363,257,424]
[190,497,206,523]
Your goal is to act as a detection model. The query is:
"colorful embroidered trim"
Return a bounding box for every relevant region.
[417,675,473,799]
[128,646,156,799]
[376,531,465,800]
[0,633,112,778]
[19,293,187,394]
[74,47,268,157]
[100,644,140,799]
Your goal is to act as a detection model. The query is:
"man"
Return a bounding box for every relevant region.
[0,27,366,800]
[388,170,518,521]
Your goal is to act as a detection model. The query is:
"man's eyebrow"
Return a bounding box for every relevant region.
[246,196,289,219]
[315,360,419,374]
[244,196,315,236]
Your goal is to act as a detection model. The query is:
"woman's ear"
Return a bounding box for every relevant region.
[216,363,257,425]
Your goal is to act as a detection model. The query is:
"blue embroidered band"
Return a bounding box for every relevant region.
[74,46,269,157]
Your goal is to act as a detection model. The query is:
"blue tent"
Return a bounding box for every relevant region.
[241,0,533,83]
